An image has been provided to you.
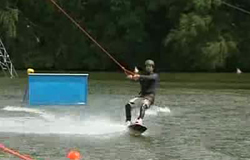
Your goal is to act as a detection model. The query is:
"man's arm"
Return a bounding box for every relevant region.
[139,74,158,80]
[126,67,140,81]
[127,73,158,81]
[127,74,140,81]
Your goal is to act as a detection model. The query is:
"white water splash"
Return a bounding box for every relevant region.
[2,106,44,114]
[146,106,171,116]
[2,106,56,121]
[0,117,126,135]
[0,106,126,136]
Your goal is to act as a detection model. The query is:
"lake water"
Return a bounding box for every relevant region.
[0,73,250,160]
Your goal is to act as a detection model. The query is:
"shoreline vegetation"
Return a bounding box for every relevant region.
[0,71,249,90]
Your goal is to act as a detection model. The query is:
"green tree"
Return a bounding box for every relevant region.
[0,0,18,38]
[164,0,238,71]
[1,0,250,71]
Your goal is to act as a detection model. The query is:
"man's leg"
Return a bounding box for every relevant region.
[125,97,138,122]
[137,99,151,120]
[125,103,132,122]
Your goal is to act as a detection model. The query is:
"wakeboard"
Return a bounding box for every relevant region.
[128,123,147,136]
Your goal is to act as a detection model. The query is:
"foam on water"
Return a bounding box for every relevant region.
[2,106,44,114]
[2,106,56,121]
[146,106,171,116]
[0,106,126,136]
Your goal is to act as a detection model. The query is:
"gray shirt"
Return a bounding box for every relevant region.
[139,73,159,96]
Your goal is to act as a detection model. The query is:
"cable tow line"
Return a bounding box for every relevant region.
[0,143,35,160]
[48,0,135,75]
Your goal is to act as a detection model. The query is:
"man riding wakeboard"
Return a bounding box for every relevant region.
[125,59,159,126]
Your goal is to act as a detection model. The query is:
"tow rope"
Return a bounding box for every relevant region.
[0,143,34,160]
[48,0,135,75]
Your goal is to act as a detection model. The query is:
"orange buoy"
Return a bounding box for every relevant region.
[67,150,81,160]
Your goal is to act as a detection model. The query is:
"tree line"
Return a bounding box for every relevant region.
[1,0,250,72]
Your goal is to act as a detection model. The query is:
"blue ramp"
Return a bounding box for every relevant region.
[28,73,88,105]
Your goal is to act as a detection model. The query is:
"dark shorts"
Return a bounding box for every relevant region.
[140,93,155,105]
[128,93,155,109]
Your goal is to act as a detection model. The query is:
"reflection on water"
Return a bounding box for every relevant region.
[0,76,250,160]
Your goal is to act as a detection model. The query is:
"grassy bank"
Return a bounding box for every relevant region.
[1,71,250,90]
[2,70,250,82]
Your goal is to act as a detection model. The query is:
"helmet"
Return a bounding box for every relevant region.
[145,59,155,66]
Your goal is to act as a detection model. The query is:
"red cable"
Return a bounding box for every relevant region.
[0,144,34,160]
[48,0,135,75]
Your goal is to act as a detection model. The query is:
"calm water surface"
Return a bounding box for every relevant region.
[0,75,250,160]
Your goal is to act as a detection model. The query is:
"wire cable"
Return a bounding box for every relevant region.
[222,1,250,15]
[48,0,135,75]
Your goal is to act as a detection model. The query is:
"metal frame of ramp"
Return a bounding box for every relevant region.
[0,38,18,78]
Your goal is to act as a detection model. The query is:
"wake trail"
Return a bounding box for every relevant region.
[0,106,126,136]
